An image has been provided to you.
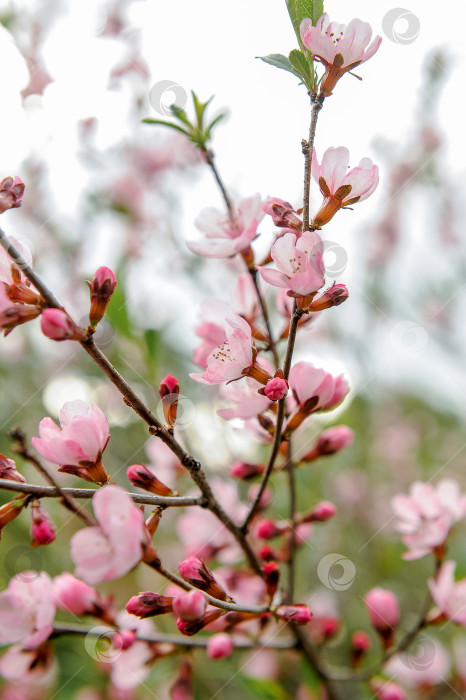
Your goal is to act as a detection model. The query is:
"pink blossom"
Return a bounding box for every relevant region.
[300,14,381,96]
[364,588,400,634]
[275,604,311,624]
[370,680,407,700]
[0,283,40,334]
[53,573,102,617]
[391,479,466,560]
[190,314,261,385]
[0,645,56,686]
[218,376,271,420]
[232,273,260,321]
[286,362,349,432]
[230,461,264,480]
[70,485,147,584]
[172,590,207,621]
[0,572,55,649]
[88,266,117,326]
[311,147,379,227]
[187,194,264,258]
[32,400,110,484]
[30,501,56,547]
[315,426,354,455]
[192,300,230,368]
[0,177,25,214]
[428,560,466,625]
[258,231,325,297]
[206,633,234,659]
[384,637,450,689]
[109,641,154,690]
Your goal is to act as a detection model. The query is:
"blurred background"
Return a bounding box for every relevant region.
[1,0,466,698]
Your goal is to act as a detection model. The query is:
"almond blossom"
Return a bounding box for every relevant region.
[70,485,148,584]
[428,560,466,625]
[0,572,56,649]
[187,194,264,258]
[32,400,110,484]
[300,14,382,96]
[258,231,325,299]
[311,147,379,227]
[286,361,349,432]
[190,313,270,385]
[391,479,466,560]
[217,376,271,420]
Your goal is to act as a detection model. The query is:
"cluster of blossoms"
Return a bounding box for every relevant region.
[1,8,465,700]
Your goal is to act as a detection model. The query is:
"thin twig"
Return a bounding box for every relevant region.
[285,439,297,602]
[302,94,324,232]
[248,267,280,369]
[203,149,235,221]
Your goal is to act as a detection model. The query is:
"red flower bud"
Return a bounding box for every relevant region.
[40,309,83,341]
[178,556,229,601]
[159,375,180,427]
[176,608,224,636]
[229,461,264,480]
[262,561,280,598]
[275,604,312,625]
[126,591,174,618]
[88,267,117,327]
[30,500,56,547]
[127,464,173,496]
[309,283,349,312]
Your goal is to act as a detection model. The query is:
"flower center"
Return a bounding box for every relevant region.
[326,30,344,46]
[213,344,237,363]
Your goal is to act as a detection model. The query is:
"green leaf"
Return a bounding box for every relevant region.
[206,111,227,137]
[241,677,290,700]
[285,0,315,47]
[141,119,191,137]
[169,104,192,127]
[191,91,214,130]
[257,53,302,79]
[289,49,313,87]
[312,0,324,24]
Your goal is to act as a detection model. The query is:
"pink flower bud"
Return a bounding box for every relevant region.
[309,283,349,311]
[126,592,174,618]
[40,308,83,341]
[53,573,101,616]
[230,461,264,480]
[263,376,288,401]
[351,630,371,653]
[255,519,288,540]
[303,501,337,523]
[275,604,312,625]
[262,561,280,598]
[263,198,302,231]
[259,545,278,562]
[159,375,180,427]
[172,590,207,621]
[30,500,56,547]
[0,176,25,214]
[178,556,229,601]
[371,680,407,700]
[176,609,224,636]
[0,454,26,482]
[169,660,193,700]
[113,629,136,650]
[88,266,117,326]
[206,633,234,659]
[313,426,354,457]
[364,588,400,638]
[127,464,173,496]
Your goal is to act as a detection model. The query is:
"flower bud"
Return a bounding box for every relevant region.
[0,499,24,536]
[255,519,288,540]
[262,561,280,598]
[309,283,349,312]
[176,608,224,636]
[172,590,207,622]
[0,454,26,483]
[113,629,137,650]
[88,267,117,327]
[127,464,173,496]
[259,545,278,562]
[30,500,56,547]
[263,198,302,231]
[178,556,229,601]
[275,604,311,625]
[126,592,174,618]
[351,630,371,667]
[145,508,162,536]
[0,176,25,214]
[159,375,180,428]
[364,588,399,646]
[303,426,354,461]
[40,309,83,341]
[262,376,288,401]
[302,501,337,523]
[169,660,193,700]
[53,572,102,616]
[207,633,234,659]
[229,461,264,480]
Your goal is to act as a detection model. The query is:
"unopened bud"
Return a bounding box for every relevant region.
[229,461,264,480]
[262,561,280,598]
[88,267,117,327]
[263,198,302,231]
[0,454,26,483]
[40,309,83,341]
[301,501,337,523]
[364,588,399,647]
[275,604,311,625]
[303,426,354,461]
[30,500,56,547]
[351,630,371,667]
[255,519,288,540]
[126,592,174,618]
[262,375,288,401]
[0,499,24,536]
[176,608,224,636]
[127,464,173,496]
[309,283,348,312]
[173,590,207,622]
[0,176,25,214]
[159,375,180,427]
[206,633,234,659]
[178,556,230,601]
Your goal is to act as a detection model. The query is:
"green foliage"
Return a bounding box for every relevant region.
[143,91,227,151]
[241,677,291,700]
[285,0,323,48]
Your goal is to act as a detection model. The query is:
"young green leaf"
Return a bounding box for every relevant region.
[141,119,191,137]
[206,112,227,137]
[191,91,214,130]
[312,0,324,24]
[289,49,313,83]
[285,0,315,48]
[257,53,302,79]
[169,104,192,127]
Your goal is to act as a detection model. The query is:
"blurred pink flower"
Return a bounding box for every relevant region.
[206,633,234,659]
[364,588,400,635]
[0,572,55,649]
[218,377,271,420]
[187,194,264,258]
[300,14,381,96]
[32,400,110,484]
[70,485,147,584]
[311,147,379,227]
[0,644,56,686]
[258,231,325,297]
[391,479,466,559]
[53,573,105,618]
[370,680,407,700]
[384,637,450,689]
[428,560,466,625]
[0,177,25,214]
